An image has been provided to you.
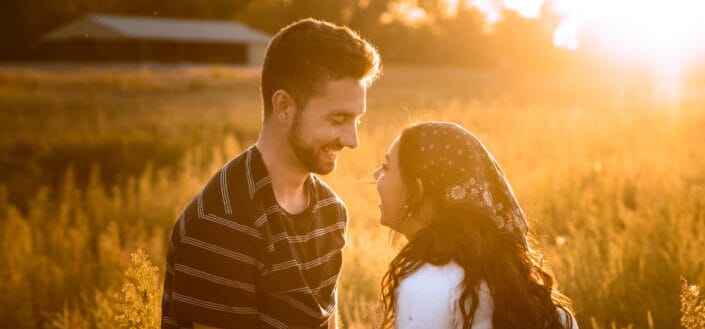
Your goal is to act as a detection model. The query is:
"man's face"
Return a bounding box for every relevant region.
[287,78,366,175]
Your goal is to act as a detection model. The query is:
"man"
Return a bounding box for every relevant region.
[161,18,381,329]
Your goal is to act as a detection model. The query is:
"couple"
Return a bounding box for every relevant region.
[161,19,577,329]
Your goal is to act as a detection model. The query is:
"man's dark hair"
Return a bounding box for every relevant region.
[261,18,381,119]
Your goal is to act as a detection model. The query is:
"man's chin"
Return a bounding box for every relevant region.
[312,159,336,175]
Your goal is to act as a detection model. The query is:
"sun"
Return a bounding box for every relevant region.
[389,0,705,101]
[551,0,705,62]
[472,0,705,102]
[547,0,705,101]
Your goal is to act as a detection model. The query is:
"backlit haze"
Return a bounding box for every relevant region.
[389,0,705,102]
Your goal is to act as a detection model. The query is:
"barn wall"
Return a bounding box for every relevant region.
[37,40,249,64]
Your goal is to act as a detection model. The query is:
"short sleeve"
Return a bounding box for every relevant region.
[162,173,265,328]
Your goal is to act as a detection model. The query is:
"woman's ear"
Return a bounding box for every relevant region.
[271,89,296,124]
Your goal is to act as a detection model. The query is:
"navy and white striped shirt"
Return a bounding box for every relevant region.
[162,146,347,328]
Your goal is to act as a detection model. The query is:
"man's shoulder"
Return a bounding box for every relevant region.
[222,146,254,176]
[203,147,252,195]
[189,147,260,224]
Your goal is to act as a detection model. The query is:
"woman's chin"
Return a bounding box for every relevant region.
[379,216,392,229]
[379,218,401,233]
[379,217,387,227]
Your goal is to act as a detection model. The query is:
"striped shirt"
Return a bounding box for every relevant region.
[161,146,348,329]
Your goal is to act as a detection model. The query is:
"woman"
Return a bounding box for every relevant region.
[373,122,577,329]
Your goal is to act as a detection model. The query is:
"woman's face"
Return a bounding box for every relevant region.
[373,136,406,230]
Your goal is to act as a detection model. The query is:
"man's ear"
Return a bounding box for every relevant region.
[271,89,296,124]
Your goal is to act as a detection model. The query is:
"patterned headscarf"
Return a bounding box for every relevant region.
[402,122,528,245]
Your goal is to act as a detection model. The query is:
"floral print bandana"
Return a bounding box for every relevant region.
[411,122,528,245]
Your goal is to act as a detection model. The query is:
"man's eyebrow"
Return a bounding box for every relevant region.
[328,110,364,118]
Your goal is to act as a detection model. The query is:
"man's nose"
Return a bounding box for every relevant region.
[372,168,381,180]
[340,122,360,149]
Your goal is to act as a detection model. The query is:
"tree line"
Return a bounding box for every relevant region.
[0,0,576,69]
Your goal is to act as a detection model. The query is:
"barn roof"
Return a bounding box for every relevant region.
[43,14,271,44]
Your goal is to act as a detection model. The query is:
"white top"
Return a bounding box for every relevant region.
[395,261,578,329]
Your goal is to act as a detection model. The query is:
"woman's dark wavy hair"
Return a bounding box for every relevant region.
[380,124,575,329]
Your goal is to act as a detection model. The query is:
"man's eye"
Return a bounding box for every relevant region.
[330,117,345,125]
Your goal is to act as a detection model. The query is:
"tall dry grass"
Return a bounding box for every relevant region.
[0,64,703,328]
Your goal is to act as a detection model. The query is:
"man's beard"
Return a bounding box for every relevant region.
[287,110,340,175]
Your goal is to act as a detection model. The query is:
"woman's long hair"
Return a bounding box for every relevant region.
[380,123,574,329]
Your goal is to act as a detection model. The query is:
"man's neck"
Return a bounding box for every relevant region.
[255,125,310,214]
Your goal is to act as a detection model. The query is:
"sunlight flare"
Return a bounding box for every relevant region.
[463,0,705,102]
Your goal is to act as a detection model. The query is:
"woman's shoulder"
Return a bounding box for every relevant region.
[398,261,464,291]
[557,307,579,329]
[395,261,493,329]
[395,262,465,329]
[407,261,464,279]
[397,262,461,298]
[396,262,577,329]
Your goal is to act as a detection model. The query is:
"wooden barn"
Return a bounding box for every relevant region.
[39,14,271,65]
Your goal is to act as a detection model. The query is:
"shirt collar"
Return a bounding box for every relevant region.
[247,146,317,206]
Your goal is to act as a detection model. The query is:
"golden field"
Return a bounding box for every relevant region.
[0,64,704,328]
